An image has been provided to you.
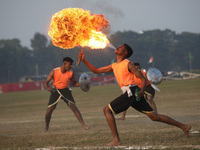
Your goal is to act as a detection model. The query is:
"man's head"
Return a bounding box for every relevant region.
[115,44,133,59]
[63,57,73,63]
[62,57,74,72]
[123,43,133,58]
[134,62,141,71]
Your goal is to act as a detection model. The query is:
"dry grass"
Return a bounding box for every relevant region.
[0,78,200,150]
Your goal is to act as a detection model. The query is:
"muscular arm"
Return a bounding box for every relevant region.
[128,62,146,98]
[70,73,79,87]
[45,70,54,92]
[79,52,113,74]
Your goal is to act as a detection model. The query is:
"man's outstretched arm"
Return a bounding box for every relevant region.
[79,51,113,74]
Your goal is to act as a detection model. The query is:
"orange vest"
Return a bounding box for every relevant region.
[53,67,73,89]
[112,59,135,87]
[134,70,151,88]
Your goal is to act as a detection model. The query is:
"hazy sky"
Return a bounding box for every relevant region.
[1,0,200,48]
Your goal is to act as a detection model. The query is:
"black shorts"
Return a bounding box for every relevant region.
[48,88,75,108]
[109,86,153,114]
[144,84,155,98]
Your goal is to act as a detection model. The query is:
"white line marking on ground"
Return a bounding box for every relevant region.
[35,145,200,150]
[1,115,144,124]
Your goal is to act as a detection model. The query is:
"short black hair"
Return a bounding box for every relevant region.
[123,43,133,58]
[134,63,140,66]
[63,57,73,63]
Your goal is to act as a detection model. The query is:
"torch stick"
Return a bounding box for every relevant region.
[78,47,84,65]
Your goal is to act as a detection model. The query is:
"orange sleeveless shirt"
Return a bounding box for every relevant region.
[134,70,150,88]
[111,59,135,87]
[53,67,73,89]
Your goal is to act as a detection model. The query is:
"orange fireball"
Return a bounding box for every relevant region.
[48,8,110,49]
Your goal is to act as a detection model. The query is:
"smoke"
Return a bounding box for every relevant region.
[71,0,124,18]
[93,1,124,18]
[70,0,124,45]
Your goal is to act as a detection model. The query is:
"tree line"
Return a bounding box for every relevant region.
[0,29,199,84]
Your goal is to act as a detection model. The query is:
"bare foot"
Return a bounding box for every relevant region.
[105,140,121,147]
[83,125,90,130]
[44,127,48,132]
[182,125,191,138]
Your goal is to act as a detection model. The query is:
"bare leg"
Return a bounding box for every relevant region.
[116,111,126,120]
[69,103,89,130]
[146,112,191,138]
[147,95,158,113]
[104,105,121,146]
[45,104,56,132]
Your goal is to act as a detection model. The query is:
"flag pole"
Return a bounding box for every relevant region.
[189,52,193,72]
[78,47,84,65]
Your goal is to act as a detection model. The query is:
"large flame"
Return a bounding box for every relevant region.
[48,8,110,49]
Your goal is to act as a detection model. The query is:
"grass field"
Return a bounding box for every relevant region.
[0,78,200,150]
